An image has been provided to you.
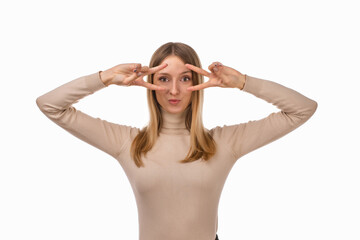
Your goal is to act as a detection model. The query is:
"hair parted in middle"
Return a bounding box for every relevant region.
[130,42,217,168]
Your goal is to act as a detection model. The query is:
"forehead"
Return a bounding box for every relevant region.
[156,56,189,75]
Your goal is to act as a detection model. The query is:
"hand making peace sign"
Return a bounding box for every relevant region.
[100,63,168,91]
[185,62,246,91]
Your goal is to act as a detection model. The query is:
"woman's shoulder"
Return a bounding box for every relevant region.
[104,121,141,141]
[207,124,243,138]
[122,124,141,138]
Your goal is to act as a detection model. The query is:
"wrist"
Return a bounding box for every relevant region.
[237,73,246,90]
[100,70,113,86]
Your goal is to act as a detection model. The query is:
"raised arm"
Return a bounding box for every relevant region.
[35,63,168,159]
[213,74,318,160]
[36,71,137,159]
[185,61,318,161]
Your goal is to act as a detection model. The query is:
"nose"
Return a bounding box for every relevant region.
[169,80,180,95]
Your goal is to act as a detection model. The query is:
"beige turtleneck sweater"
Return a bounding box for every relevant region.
[36,71,317,240]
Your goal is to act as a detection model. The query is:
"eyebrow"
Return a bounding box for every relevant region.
[157,70,191,76]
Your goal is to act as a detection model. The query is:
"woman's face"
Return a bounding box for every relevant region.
[153,55,193,114]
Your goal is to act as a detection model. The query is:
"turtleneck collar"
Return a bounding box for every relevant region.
[159,106,190,135]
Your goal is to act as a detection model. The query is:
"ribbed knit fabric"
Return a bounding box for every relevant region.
[36,71,317,240]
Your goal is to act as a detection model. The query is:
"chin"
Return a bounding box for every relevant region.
[166,107,183,114]
[163,105,185,114]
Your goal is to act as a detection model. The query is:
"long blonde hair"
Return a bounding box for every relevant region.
[130,42,216,167]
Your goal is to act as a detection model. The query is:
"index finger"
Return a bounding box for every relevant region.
[185,64,211,78]
[147,63,168,75]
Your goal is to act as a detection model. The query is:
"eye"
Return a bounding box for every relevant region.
[158,77,168,82]
[182,76,191,82]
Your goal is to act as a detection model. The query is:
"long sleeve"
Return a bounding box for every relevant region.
[36,71,138,159]
[211,74,318,161]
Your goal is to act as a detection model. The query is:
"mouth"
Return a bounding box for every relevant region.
[169,99,181,105]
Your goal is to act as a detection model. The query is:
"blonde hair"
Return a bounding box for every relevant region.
[130,42,216,167]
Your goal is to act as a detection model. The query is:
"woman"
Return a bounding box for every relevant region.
[36,42,317,240]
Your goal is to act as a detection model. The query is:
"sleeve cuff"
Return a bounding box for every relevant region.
[84,71,108,92]
[241,74,264,95]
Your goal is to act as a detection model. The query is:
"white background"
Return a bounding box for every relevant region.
[1,0,359,239]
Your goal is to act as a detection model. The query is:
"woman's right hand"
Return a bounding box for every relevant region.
[100,63,168,91]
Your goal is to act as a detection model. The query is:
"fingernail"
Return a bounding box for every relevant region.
[137,72,142,76]
[214,67,218,72]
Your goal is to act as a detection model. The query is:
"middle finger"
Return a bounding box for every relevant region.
[142,81,166,91]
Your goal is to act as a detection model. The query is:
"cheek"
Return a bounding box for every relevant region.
[155,91,166,101]
[184,92,192,102]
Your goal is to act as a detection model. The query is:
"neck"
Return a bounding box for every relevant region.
[160,106,190,135]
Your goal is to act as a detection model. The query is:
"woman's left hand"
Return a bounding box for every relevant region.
[185,61,246,91]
